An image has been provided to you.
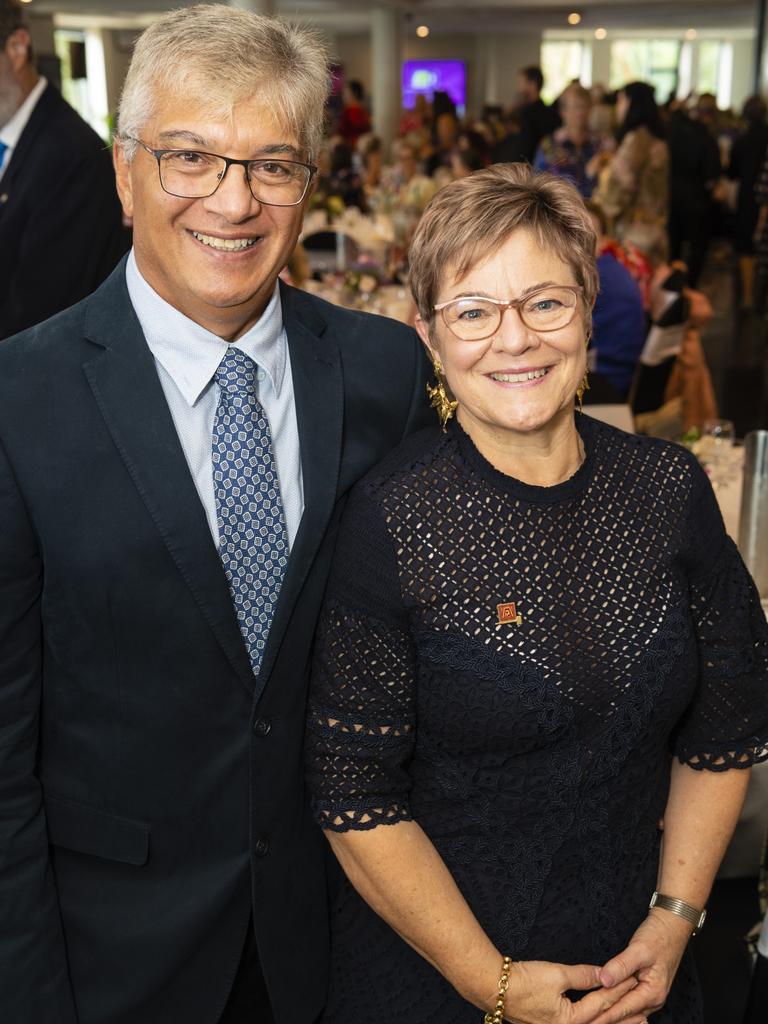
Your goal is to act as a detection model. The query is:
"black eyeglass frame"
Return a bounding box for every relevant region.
[124,136,317,207]
[433,285,584,340]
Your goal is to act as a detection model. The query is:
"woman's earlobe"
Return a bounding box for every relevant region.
[414,316,437,362]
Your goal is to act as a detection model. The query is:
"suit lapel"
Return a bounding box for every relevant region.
[0,83,54,216]
[81,265,256,696]
[253,284,343,698]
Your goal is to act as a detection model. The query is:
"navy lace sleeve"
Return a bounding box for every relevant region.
[306,486,417,832]
[674,456,768,769]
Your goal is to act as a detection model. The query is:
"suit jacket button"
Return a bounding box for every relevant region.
[253,717,271,736]
[254,837,269,857]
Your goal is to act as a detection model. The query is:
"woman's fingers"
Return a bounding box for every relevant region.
[558,963,603,992]
[599,941,650,988]
[582,983,661,1024]
[570,978,639,1024]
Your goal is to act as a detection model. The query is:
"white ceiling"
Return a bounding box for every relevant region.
[27,0,760,34]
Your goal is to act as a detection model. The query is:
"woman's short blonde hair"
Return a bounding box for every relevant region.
[117,4,330,161]
[409,163,599,333]
[560,82,591,109]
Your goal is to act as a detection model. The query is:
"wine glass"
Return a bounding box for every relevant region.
[700,419,735,485]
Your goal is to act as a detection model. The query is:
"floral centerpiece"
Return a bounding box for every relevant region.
[344,260,384,305]
[308,189,346,225]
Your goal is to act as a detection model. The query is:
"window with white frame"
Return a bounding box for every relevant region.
[541,41,590,103]
[698,40,733,108]
[610,39,680,104]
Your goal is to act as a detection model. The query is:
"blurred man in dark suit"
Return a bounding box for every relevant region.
[491,66,560,166]
[0,0,129,339]
[516,65,561,164]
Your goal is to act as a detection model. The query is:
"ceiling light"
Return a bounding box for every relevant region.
[594,28,607,40]
[568,12,582,26]
[416,25,430,39]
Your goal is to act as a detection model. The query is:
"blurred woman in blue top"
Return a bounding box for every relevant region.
[534,83,604,198]
[587,203,647,398]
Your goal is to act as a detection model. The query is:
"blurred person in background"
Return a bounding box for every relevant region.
[358,133,383,195]
[586,202,647,399]
[594,81,669,259]
[327,139,367,210]
[425,104,459,177]
[337,78,371,147]
[751,152,768,311]
[457,126,491,164]
[449,146,485,180]
[727,95,768,308]
[0,0,129,339]
[534,83,605,198]
[516,64,560,163]
[386,139,437,213]
[399,92,431,137]
[589,84,617,142]
[491,106,525,164]
[667,94,721,288]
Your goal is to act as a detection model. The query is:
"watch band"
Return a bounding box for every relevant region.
[649,891,707,935]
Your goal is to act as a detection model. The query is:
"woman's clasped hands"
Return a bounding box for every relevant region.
[502,910,691,1024]
[499,959,639,1024]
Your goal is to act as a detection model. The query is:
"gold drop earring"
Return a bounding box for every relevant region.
[426,356,458,431]
[576,372,590,414]
[576,331,591,414]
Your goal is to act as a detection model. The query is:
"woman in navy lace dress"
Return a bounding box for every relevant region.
[306,165,768,1024]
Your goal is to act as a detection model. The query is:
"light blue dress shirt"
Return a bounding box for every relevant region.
[125,250,304,548]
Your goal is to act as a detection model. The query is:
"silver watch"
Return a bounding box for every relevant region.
[649,891,707,935]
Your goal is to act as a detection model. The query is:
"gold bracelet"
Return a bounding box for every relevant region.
[483,955,512,1024]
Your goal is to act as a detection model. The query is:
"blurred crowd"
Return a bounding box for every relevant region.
[300,68,768,435]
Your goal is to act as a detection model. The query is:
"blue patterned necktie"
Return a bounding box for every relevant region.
[212,347,289,674]
[0,140,8,169]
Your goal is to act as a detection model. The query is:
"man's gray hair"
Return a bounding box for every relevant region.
[117,4,331,161]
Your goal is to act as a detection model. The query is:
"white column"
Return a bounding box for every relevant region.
[371,5,401,149]
[478,35,501,107]
[229,0,277,15]
[591,38,611,91]
[84,29,110,141]
[688,40,701,97]
[732,38,756,111]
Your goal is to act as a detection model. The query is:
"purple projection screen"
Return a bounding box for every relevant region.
[401,60,466,115]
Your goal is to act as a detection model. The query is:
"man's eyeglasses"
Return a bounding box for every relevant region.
[433,285,583,341]
[123,136,317,207]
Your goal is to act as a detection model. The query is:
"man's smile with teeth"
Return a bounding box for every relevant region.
[191,231,258,251]
[490,368,550,383]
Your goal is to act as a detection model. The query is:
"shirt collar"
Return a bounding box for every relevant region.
[125,249,287,406]
[0,76,47,151]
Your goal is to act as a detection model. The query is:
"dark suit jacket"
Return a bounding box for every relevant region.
[519,98,561,164]
[0,260,432,1024]
[0,81,130,340]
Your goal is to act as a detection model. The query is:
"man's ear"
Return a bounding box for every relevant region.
[113,139,134,220]
[6,29,31,74]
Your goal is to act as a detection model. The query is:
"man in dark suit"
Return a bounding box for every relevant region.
[0,6,430,1024]
[515,65,561,164]
[0,0,129,339]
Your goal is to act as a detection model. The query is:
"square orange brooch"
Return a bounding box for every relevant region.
[497,602,523,626]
